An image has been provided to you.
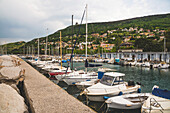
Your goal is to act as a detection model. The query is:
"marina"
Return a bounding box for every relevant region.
[0,1,170,113]
[25,55,170,113]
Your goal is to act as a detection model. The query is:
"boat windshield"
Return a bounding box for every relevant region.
[100,75,124,86]
[52,68,59,70]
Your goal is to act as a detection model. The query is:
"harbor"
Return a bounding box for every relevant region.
[24,54,170,113]
[0,1,170,113]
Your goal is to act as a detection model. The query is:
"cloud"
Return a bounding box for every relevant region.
[0,0,170,44]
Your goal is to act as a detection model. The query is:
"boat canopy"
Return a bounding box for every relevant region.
[152,88,170,99]
[104,72,125,77]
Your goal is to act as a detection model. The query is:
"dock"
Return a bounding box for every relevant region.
[0,55,95,113]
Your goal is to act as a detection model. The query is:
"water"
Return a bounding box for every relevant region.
[62,62,170,93]
[60,62,170,113]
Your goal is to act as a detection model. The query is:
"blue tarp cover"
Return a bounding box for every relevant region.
[152,88,170,99]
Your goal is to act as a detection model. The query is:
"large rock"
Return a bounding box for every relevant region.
[0,67,22,79]
[0,56,14,67]
[0,83,28,113]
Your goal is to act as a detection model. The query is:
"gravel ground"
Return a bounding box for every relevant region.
[19,57,95,113]
[0,83,28,113]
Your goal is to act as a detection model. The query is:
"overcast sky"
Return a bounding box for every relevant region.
[0,0,170,45]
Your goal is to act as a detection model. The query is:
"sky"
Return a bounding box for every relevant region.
[0,0,170,45]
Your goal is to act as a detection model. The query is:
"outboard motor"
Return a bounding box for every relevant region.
[136,82,141,85]
[128,80,135,86]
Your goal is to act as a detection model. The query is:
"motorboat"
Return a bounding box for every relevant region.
[128,61,137,66]
[83,72,141,102]
[107,59,114,64]
[158,62,169,69]
[75,71,105,90]
[54,70,84,81]
[141,62,150,67]
[62,71,98,85]
[105,93,150,110]
[142,86,170,113]
[75,68,116,90]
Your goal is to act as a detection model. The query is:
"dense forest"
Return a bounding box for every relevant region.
[0,13,170,54]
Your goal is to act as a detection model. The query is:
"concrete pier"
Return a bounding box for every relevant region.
[1,55,95,113]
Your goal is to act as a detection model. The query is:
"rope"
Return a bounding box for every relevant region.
[65,6,86,74]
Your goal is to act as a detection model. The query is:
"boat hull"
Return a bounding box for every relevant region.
[86,87,139,102]
[63,78,97,86]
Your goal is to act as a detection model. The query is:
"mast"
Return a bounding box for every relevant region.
[85,4,88,73]
[164,37,166,62]
[45,28,48,61]
[60,31,62,69]
[102,38,103,59]
[32,45,33,60]
[38,38,39,60]
[71,15,74,71]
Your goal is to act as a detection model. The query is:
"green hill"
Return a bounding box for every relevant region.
[1,13,170,54]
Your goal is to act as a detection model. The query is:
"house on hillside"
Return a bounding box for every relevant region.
[91,33,99,37]
[120,42,133,47]
[100,43,115,50]
[92,44,99,50]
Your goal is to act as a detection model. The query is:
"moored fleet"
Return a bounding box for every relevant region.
[24,55,170,113]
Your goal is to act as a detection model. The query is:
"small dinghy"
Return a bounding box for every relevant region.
[105,93,150,110]
[142,85,170,113]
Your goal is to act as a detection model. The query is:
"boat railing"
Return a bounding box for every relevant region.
[149,97,164,113]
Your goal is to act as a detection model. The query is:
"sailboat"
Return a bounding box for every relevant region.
[62,5,99,85]
[48,31,72,79]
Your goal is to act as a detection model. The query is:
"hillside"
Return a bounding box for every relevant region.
[1,13,170,54]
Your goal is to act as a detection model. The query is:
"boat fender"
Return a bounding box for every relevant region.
[118,91,123,96]
[126,104,132,107]
[103,96,110,100]
[138,88,141,93]
[72,82,76,85]
[136,82,141,85]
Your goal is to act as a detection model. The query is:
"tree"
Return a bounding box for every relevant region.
[115,37,122,51]
[165,29,170,52]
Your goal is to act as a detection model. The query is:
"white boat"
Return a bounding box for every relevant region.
[105,93,150,110]
[136,62,143,67]
[128,61,137,66]
[62,71,98,85]
[108,59,114,64]
[158,62,169,69]
[75,79,99,90]
[141,62,150,67]
[75,71,106,90]
[95,59,104,63]
[41,63,60,71]
[83,72,141,102]
[142,86,170,113]
[54,70,84,81]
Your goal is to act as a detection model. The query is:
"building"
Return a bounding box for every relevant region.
[103,51,170,63]
[100,43,115,50]
[120,42,133,47]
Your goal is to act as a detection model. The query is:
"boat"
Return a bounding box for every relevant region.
[62,71,98,85]
[158,62,169,69]
[75,71,105,90]
[75,68,116,90]
[94,58,104,63]
[142,85,170,113]
[141,62,150,67]
[108,59,114,64]
[54,69,84,81]
[83,72,141,102]
[105,93,150,110]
